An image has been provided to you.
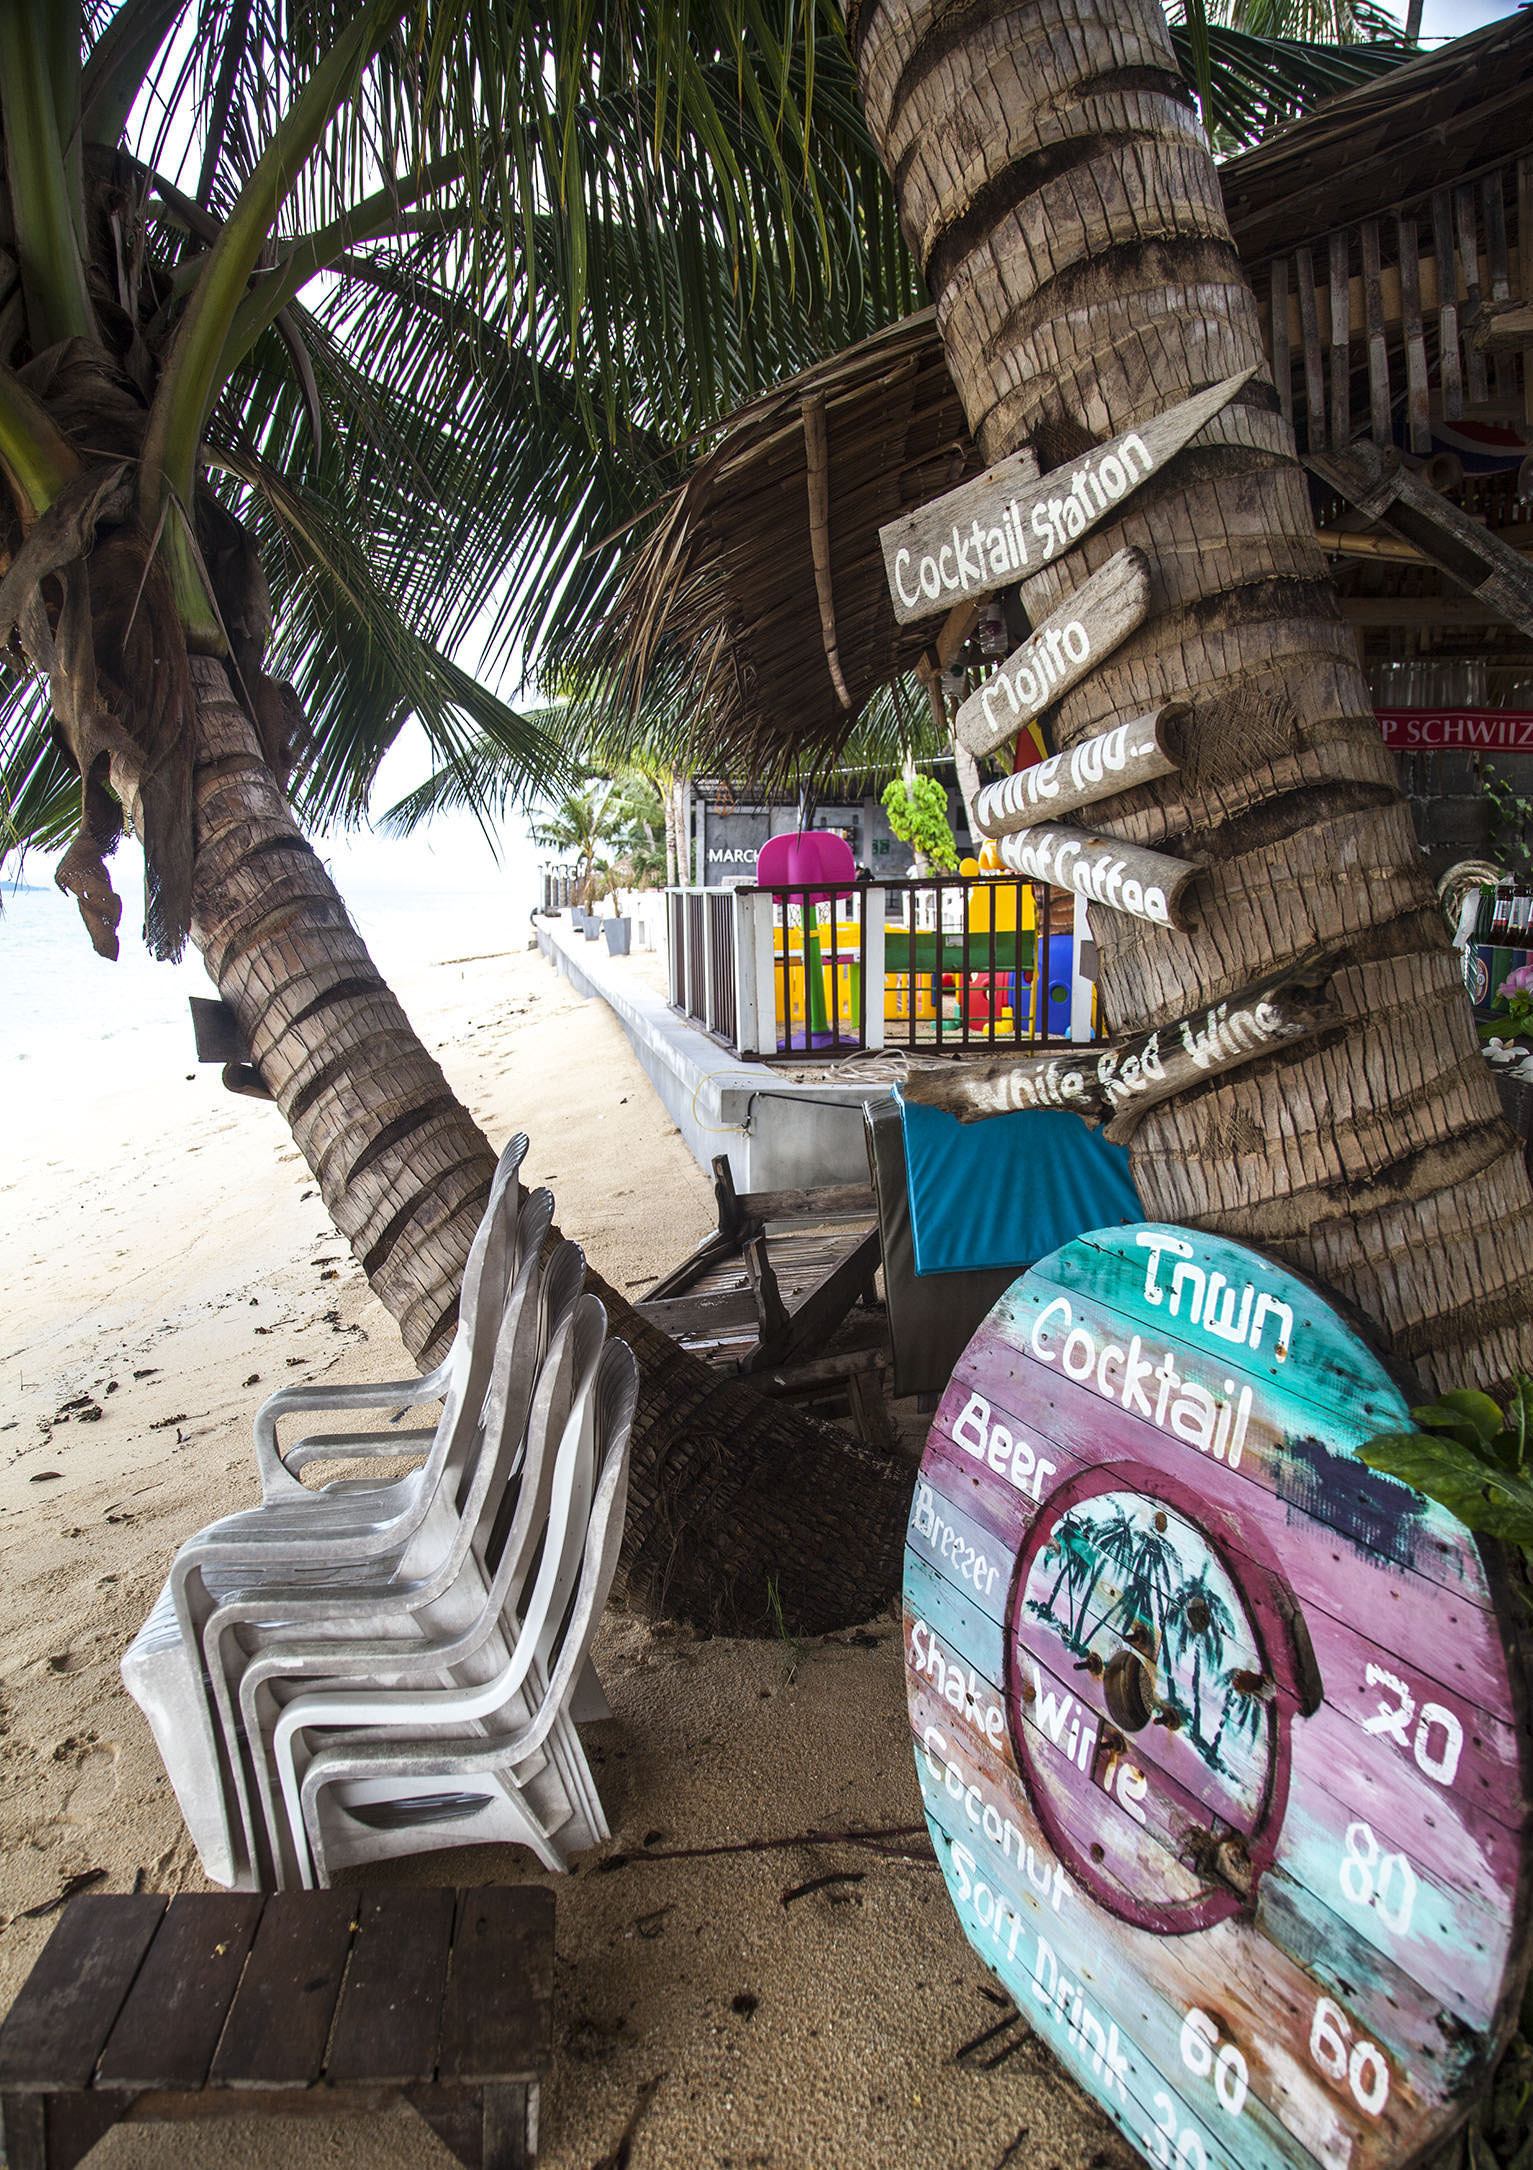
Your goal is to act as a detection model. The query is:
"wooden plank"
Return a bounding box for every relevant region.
[767,1225,882,1367]
[953,548,1151,761]
[1328,228,1351,446]
[757,1348,886,1393]
[1295,245,1326,447]
[635,1288,762,1338]
[96,1894,263,2090]
[973,704,1183,838]
[1483,171,1518,408]
[735,1180,876,1224]
[209,1890,356,2089]
[1456,183,1490,405]
[1307,440,1533,637]
[1360,219,1390,446]
[0,1895,166,2092]
[905,959,1340,1131]
[325,1886,456,2087]
[1269,258,1292,427]
[482,2082,534,2170]
[1431,189,1464,419]
[1396,211,1431,455]
[880,373,1250,624]
[1521,156,1533,426]
[438,1889,554,2086]
[803,393,852,709]
[993,822,1197,931]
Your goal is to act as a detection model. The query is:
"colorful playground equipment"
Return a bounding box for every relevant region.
[756,832,1084,1053]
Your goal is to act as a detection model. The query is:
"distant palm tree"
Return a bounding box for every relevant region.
[532,779,617,912]
[1165,1573,1238,1745]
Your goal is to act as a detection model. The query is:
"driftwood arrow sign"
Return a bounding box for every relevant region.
[904,960,1341,1137]
[880,369,1253,625]
[954,548,1151,762]
[994,820,1198,929]
[974,704,1185,838]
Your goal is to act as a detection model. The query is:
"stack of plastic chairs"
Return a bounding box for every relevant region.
[122,1133,639,1890]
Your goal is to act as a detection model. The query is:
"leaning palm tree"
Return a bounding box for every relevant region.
[0,0,918,1634]
[848,0,1533,1396]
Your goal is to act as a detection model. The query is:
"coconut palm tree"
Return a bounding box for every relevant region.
[0,0,918,1636]
[848,0,1533,1396]
[0,1,1429,1640]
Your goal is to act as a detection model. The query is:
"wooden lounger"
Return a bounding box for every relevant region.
[636,1157,882,1382]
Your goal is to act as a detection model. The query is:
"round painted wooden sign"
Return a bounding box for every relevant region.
[905,1222,1531,2170]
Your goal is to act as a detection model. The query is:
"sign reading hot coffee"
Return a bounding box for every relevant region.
[953,549,1151,762]
[881,370,1252,625]
[994,821,1197,931]
[905,1224,1531,2170]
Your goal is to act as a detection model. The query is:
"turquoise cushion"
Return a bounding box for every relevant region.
[895,1093,1142,1276]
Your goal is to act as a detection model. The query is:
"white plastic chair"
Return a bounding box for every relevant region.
[287,1336,639,1885]
[122,1167,551,1888]
[231,1280,603,1885]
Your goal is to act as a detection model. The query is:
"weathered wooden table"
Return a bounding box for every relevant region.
[0,1886,553,2170]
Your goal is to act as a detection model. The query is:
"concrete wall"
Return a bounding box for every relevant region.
[542,914,878,1191]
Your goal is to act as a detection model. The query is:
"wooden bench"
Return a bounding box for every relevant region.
[0,1887,552,2170]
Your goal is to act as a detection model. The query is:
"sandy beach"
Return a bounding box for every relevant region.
[0,930,1126,2170]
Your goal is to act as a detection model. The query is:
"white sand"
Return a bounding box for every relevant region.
[0,939,1124,2170]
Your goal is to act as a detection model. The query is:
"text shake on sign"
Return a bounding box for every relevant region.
[879,370,1252,626]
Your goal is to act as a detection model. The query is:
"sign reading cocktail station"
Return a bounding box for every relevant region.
[905,1224,1531,2170]
[881,370,1254,626]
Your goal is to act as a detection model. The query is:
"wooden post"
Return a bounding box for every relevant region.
[862,884,887,1054]
[1307,440,1533,637]
[732,890,778,1060]
[953,548,1151,762]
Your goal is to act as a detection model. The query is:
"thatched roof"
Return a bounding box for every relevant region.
[602,15,1533,777]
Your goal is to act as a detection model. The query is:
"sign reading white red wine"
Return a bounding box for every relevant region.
[881,371,1253,625]
[905,1224,1530,2170]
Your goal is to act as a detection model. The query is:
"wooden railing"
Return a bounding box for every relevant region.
[663,875,1090,1062]
[1252,152,1531,454]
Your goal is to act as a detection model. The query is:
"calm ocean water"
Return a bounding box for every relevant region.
[1,813,541,1141]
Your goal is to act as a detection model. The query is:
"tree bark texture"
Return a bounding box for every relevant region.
[186,656,906,1633]
[851,0,1533,1392]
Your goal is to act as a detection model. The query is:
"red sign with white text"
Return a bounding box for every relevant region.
[1376,709,1533,752]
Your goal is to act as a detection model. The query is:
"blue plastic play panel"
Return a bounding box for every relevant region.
[894,1092,1141,1276]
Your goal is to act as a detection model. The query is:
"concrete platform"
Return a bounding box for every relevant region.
[538,912,887,1191]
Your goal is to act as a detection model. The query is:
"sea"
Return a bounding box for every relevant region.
[1,807,543,1148]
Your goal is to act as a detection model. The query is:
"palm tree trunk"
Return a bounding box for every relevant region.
[187,656,905,1633]
[850,0,1533,1393]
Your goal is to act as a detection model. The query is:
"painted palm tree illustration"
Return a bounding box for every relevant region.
[1209,1664,1270,1770]
[1103,1524,1184,1651]
[1033,1513,1095,1632]
[1165,1574,1238,1747]
[1066,1505,1141,1651]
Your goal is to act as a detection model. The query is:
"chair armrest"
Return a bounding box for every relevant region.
[284,1427,437,1477]
[253,1370,444,1494]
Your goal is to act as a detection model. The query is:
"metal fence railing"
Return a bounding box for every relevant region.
[661,874,1087,1061]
